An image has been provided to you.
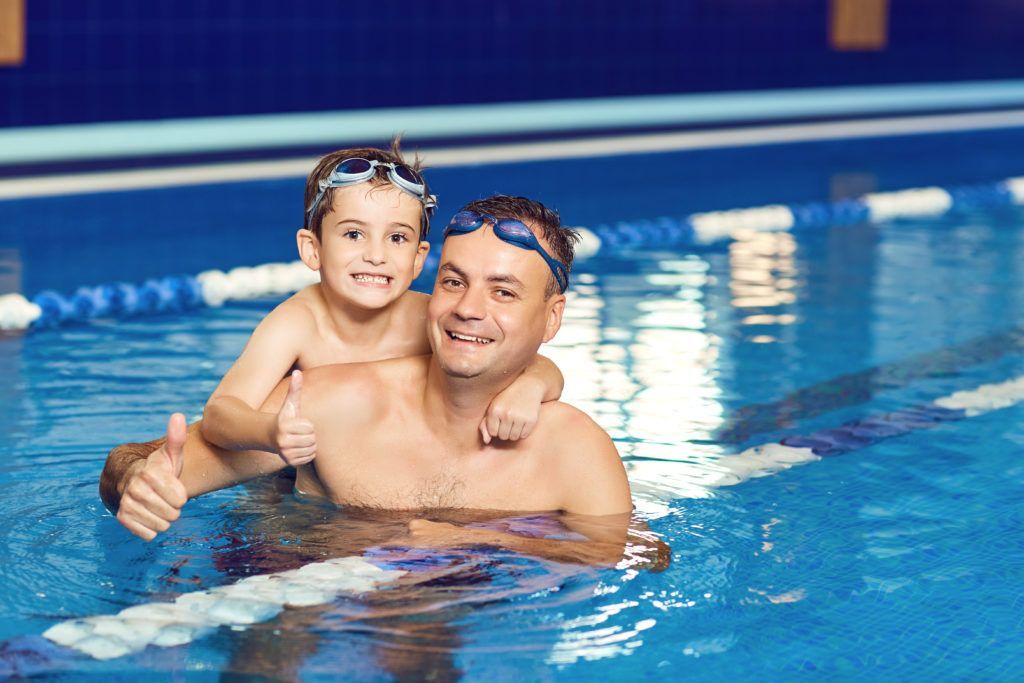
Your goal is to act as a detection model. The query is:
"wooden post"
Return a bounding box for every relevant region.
[830,0,889,51]
[0,0,26,66]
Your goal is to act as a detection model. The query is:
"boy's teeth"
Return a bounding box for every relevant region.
[450,332,491,344]
[353,274,390,284]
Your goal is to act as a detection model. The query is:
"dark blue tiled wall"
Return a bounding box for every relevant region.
[1,0,1024,128]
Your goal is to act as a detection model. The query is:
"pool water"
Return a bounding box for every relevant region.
[1,142,1023,680]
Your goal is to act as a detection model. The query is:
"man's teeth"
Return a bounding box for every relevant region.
[353,274,390,284]
[449,332,492,344]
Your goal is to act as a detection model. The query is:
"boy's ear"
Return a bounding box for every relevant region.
[542,294,566,343]
[412,241,430,279]
[296,229,321,271]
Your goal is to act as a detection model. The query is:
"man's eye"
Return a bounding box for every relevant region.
[495,289,516,299]
[442,278,464,288]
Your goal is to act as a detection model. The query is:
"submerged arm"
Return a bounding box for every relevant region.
[402,514,631,567]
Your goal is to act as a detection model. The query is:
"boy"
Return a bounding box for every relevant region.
[200,140,563,465]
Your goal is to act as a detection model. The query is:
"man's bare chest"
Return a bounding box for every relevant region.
[303,436,554,511]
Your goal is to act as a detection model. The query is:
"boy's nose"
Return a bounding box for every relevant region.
[363,243,386,265]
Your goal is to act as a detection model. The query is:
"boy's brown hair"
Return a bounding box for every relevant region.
[303,137,433,238]
[459,195,579,298]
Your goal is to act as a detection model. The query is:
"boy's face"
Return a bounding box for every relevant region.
[301,184,429,310]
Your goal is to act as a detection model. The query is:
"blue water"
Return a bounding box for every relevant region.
[1,139,1023,680]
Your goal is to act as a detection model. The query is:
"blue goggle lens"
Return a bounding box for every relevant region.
[337,158,373,175]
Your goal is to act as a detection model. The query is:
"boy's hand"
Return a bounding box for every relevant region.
[117,413,188,541]
[275,370,317,466]
[480,376,545,444]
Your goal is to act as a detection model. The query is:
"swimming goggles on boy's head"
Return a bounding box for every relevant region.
[305,158,438,225]
[443,210,569,293]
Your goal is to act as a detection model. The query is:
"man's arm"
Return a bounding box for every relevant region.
[100,378,295,540]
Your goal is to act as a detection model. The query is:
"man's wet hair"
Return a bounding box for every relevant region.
[459,195,580,298]
[303,137,432,238]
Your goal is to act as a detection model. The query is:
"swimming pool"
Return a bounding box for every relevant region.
[1,132,1023,680]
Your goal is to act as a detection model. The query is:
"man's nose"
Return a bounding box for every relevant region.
[453,284,486,320]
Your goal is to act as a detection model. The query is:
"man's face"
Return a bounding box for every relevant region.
[428,223,565,381]
[299,184,428,310]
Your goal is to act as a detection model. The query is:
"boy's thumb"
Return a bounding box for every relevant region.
[282,369,302,418]
[165,412,187,477]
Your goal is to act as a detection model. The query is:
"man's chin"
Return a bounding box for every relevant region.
[437,358,486,380]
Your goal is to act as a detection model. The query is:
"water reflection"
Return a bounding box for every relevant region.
[546,255,729,513]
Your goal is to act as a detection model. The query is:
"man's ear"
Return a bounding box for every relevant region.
[412,241,430,279]
[542,294,566,343]
[296,229,321,271]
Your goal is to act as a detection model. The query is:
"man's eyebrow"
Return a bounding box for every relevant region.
[439,263,526,289]
[439,262,469,279]
[487,273,526,289]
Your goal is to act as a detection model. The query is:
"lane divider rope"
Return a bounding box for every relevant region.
[42,556,405,660]
[3,175,1022,332]
[679,374,1024,490]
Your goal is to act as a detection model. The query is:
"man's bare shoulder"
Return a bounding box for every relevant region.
[531,401,632,515]
[534,402,616,456]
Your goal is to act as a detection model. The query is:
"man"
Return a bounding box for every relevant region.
[101,195,634,560]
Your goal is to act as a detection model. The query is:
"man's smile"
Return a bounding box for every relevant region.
[446,330,494,345]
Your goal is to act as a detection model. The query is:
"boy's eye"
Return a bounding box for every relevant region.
[343,230,363,240]
[389,233,409,244]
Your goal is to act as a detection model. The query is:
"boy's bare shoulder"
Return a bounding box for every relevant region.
[299,355,430,418]
[261,287,321,332]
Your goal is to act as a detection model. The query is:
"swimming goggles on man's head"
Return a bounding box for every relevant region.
[443,210,569,293]
[305,158,438,225]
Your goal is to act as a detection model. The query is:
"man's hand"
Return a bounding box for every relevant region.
[274,370,316,466]
[116,413,188,541]
[480,375,545,444]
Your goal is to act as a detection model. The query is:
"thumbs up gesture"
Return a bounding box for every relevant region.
[273,370,317,466]
[117,413,189,541]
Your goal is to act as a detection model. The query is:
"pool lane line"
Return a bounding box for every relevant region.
[2,171,1024,332]
[5,80,1024,167]
[584,176,1024,253]
[714,325,1024,445]
[695,374,1024,489]
[4,108,1024,200]
[40,556,404,661]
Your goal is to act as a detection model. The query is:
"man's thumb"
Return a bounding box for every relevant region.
[282,369,302,418]
[165,412,187,477]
